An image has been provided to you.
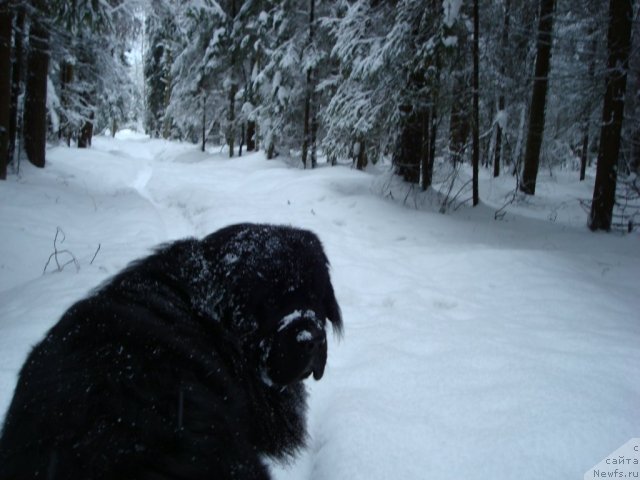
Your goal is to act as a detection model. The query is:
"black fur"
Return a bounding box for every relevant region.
[0,223,342,480]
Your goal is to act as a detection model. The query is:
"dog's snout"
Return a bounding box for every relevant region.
[265,314,329,385]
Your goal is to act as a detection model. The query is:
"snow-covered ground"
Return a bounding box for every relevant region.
[1,131,638,479]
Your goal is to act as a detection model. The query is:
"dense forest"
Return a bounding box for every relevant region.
[0,0,638,231]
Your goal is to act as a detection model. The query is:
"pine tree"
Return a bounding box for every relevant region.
[254,0,316,160]
[0,0,140,170]
[168,0,244,152]
[579,35,597,182]
[166,2,216,145]
[321,0,397,169]
[448,16,471,169]
[145,0,176,138]
[391,0,450,188]
[492,0,510,178]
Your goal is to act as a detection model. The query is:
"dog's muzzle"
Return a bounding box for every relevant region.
[261,310,328,386]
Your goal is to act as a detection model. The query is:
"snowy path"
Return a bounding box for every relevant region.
[1,132,639,479]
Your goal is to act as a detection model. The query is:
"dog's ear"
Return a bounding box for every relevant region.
[324,280,343,337]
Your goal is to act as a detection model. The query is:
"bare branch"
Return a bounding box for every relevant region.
[90,244,101,265]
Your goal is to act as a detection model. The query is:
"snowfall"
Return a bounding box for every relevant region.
[0,131,638,480]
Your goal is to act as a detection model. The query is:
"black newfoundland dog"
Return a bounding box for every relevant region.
[0,223,342,480]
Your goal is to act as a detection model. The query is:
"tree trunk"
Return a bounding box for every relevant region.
[201,93,206,152]
[227,84,237,158]
[301,0,315,169]
[427,97,438,187]
[162,48,172,139]
[579,129,589,182]
[580,36,597,182]
[267,140,275,160]
[448,22,470,168]
[520,0,555,195]
[78,111,94,148]
[493,0,510,178]
[246,120,256,151]
[254,123,259,151]
[424,57,440,190]
[0,3,11,180]
[23,18,50,168]
[513,104,526,175]
[394,105,422,184]
[8,5,24,165]
[632,129,640,175]
[59,62,73,145]
[483,101,494,168]
[302,69,311,168]
[588,0,633,231]
[471,0,480,206]
[310,103,317,168]
[420,106,433,190]
[78,87,94,149]
[494,98,504,178]
[448,74,470,167]
[355,139,367,171]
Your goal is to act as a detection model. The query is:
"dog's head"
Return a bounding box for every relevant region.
[199,224,342,387]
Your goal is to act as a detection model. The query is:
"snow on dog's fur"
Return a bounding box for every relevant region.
[0,223,342,480]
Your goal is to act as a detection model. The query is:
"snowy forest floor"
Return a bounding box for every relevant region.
[1,131,639,479]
